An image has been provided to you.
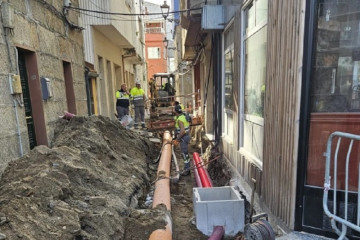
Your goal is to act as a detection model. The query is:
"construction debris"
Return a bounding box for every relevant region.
[0,116,164,240]
[0,116,239,240]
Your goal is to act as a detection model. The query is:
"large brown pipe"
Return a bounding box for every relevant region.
[149,131,173,240]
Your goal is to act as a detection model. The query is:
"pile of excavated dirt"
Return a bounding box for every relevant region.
[0,116,169,240]
[0,115,246,240]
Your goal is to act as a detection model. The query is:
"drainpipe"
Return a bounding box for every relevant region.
[149,131,173,240]
[208,226,225,240]
[213,32,222,144]
[4,21,24,157]
[9,73,23,157]
[12,48,24,157]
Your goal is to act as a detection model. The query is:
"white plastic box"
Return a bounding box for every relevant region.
[193,186,245,236]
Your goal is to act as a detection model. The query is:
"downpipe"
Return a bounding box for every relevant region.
[8,73,23,157]
[12,98,23,157]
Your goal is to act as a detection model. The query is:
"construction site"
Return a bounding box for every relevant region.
[5,0,359,239]
[0,115,255,240]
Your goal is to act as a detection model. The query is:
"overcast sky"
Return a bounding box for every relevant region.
[145,0,172,8]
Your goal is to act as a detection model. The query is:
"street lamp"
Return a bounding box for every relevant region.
[160,1,170,20]
[163,37,169,48]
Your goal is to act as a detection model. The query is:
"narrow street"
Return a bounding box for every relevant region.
[1,0,360,239]
[0,116,235,239]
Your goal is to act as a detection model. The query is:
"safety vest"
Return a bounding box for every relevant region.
[180,104,185,110]
[175,114,190,135]
[116,90,130,107]
[130,87,145,107]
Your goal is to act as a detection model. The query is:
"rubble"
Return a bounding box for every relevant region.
[0,115,225,239]
[0,116,164,240]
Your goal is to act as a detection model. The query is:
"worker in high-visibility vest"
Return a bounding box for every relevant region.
[115,83,130,121]
[130,80,146,129]
[174,101,185,112]
[172,104,191,176]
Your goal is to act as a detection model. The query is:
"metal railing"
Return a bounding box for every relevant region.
[323,131,360,239]
[145,27,164,34]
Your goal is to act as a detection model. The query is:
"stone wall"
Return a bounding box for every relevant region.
[0,0,86,174]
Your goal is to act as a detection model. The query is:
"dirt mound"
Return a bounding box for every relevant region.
[0,116,164,240]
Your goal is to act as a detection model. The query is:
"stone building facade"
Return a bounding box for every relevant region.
[0,0,86,173]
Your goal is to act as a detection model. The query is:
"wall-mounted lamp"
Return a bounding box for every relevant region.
[160,1,170,20]
[163,37,169,48]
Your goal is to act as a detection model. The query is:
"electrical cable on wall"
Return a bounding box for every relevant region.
[63,7,84,30]
[66,6,202,16]
[2,14,24,156]
[72,8,173,22]
[4,28,14,73]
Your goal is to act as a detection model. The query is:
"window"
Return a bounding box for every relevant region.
[240,0,268,165]
[310,1,360,113]
[306,0,360,189]
[148,47,161,59]
[244,27,267,117]
[224,25,235,110]
[223,23,235,140]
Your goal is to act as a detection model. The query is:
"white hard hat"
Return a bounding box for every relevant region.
[136,80,141,85]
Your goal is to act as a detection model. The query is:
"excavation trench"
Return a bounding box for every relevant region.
[0,116,211,240]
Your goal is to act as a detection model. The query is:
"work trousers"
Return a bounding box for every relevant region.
[116,106,129,120]
[134,106,145,126]
[179,134,191,162]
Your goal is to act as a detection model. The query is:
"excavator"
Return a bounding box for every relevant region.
[147,72,202,131]
[149,73,176,109]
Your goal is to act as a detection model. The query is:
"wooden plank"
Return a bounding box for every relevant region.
[283,0,292,224]
[261,0,305,227]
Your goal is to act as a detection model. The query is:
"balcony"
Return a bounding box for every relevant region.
[80,0,144,61]
[180,0,209,61]
[145,27,165,34]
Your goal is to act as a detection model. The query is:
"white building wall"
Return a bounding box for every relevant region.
[80,0,110,64]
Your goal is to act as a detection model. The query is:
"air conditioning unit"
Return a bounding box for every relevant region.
[201,5,224,32]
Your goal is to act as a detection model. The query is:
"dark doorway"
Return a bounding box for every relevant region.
[63,61,77,114]
[17,49,48,148]
[18,51,36,149]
